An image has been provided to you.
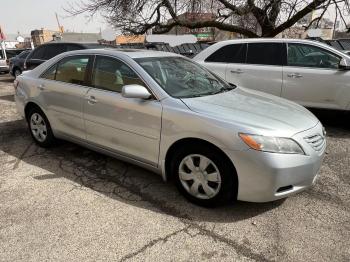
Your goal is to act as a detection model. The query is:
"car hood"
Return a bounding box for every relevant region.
[181,87,319,136]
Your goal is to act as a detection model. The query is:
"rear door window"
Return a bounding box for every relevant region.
[205,44,247,63]
[55,56,90,85]
[247,43,285,66]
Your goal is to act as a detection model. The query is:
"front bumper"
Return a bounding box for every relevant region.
[225,122,326,202]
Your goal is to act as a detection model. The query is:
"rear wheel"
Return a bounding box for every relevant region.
[27,107,56,147]
[171,144,237,207]
[14,68,21,78]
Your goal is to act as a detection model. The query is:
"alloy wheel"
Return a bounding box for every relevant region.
[30,113,47,142]
[178,154,221,200]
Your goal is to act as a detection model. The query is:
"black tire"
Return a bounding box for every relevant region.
[27,107,56,147]
[170,144,237,207]
[14,68,22,78]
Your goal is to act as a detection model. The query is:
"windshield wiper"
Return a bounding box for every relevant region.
[209,85,236,95]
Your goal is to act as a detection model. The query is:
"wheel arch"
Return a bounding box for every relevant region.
[24,102,45,121]
[164,137,238,191]
[12,66,21,74]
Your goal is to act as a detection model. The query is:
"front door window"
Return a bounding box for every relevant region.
[92,56,145,93]
[287,43,341,69]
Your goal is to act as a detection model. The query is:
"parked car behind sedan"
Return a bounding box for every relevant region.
[24,42,109,70]
[14,49,326,206]
[9,50,31,78]
[1,48,28,74]
[194,39,350,111]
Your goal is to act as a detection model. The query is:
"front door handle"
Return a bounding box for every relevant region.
[287,73,303,78]
[230,69,244,74]
[86,95,98,104]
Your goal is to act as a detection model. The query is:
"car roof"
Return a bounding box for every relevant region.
[214,38,324,44]
[62,48,183,59]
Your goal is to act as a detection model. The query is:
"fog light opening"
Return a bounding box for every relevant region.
[277,185,293,193]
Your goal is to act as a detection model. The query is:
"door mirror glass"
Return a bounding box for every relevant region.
[338,58,350,70]
[122,84,151,99]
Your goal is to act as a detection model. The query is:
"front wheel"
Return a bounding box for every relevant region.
[171,145,237,207]
[27,108,56,147]
[14,68,21,78]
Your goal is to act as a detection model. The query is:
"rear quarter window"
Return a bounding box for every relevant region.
[205,44,247,63]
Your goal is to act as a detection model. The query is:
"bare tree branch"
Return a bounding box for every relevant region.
[66,0,350,38]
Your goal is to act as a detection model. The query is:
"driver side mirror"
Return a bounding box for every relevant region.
[338,58,350,70]
[122,84,152,99]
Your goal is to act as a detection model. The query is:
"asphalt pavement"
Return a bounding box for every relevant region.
[0,74,349,261]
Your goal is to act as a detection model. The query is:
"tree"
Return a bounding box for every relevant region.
[67,0,350,38]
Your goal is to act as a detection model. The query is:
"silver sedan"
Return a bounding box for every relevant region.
[14,49,326,206]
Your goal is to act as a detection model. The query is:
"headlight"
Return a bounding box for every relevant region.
[239,133,305,154]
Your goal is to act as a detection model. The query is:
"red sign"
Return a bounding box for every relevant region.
[0,26,6,40]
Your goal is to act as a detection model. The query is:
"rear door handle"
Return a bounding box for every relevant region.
[37,84,45,90]
[287,73,303,78]
[86,95,98,104]
[230,69,244,74]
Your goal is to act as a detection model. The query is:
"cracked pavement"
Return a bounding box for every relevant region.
[0,74,349,261]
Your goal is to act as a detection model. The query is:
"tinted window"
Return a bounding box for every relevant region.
[287,43,341,69]
[92,56,145,93]
[30,47,47,60]
[247,43,285,65]
[55,56,90,85]
[205,44,246,63]
[43,45,67,60]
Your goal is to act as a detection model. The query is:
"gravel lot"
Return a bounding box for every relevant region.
[0,74,349,261]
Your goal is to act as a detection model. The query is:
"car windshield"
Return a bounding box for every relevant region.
[135,56,234,98]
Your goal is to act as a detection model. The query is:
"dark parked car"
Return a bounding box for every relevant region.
[24,42,108,70]
[9,50,31,77]
[1,48,29,74]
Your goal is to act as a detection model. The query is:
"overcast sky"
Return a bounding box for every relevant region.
[0,0,106,35]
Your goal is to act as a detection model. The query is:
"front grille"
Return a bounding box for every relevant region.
[304,134,326,152]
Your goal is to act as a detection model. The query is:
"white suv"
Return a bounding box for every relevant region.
[194,39,350,111]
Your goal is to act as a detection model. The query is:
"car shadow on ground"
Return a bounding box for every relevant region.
[0,94,15,102]
[0,119,284,223]
[0,109,348,223]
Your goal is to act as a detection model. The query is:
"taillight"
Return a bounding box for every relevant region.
[13,79,19,91]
